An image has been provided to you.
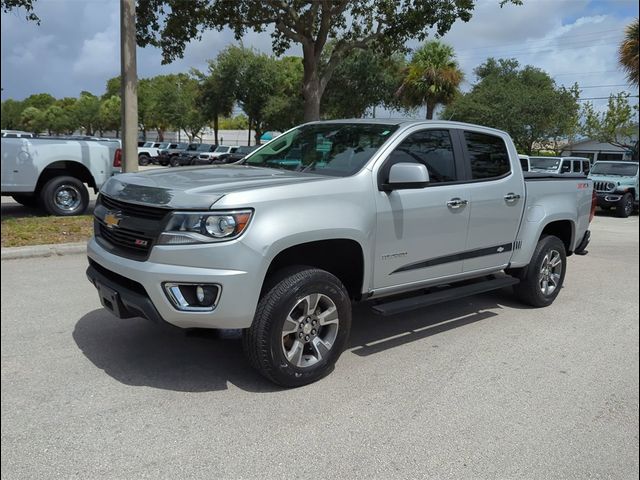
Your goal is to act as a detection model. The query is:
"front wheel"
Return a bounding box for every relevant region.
[40,176,89,216]
[615,193,634,218]
[242,267,352,387]
[512,235,567,308]
[170,157,181,168]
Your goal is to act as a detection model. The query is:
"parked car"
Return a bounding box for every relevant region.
[1,136,120,215]
[87,119,595,387]
[137,142,162,166]
[529,156,591,175]
[518,154,530,172]
[154,143,188,166]
[170,143,216,167]
[588,160,639,217]
[214,145,260,164]
[191,145,241,165]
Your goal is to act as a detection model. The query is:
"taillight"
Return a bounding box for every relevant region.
[589,188,597,222]
[113,148,122,167]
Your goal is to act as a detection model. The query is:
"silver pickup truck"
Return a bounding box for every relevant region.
[86,120,594,387]
[1,137,120,215]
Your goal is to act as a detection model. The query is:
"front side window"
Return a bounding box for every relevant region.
[381,129,457,184]
[572,161,582,173]
[561,160,571,173]
[244,123,398,177]
[464,131,510,180]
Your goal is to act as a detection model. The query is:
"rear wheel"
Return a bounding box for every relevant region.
[615,193,634,218]
[512,235,567,308]
[40,176,89,216]
[243,267,352,387]
[170,157,180,167]
[138,153,150,166]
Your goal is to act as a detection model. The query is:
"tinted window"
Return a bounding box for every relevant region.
[572,161,581,173]
[598,153,624,161]
[561,160,571,173]
[583,161,590,174]
[382,129,457,183]
[464,132,510,180]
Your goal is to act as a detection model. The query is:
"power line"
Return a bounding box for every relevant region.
[578,95,640,101]
[579,84,629,89]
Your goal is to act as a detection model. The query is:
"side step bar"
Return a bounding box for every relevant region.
[370,275,520,316]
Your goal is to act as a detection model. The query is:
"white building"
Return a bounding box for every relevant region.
[561,136,638,162]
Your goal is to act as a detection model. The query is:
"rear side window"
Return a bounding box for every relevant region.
[572,161,581,173]
[382,129,457,184]
[463,131,510,180]
[583,161,590,174]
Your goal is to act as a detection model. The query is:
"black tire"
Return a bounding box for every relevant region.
[243,267,352,387]
[138,153,150,166]
[11,194,39,208]
[615,193,634,218]
[512,235,567,308]
[170,157,181,168]
[40,176,89,216]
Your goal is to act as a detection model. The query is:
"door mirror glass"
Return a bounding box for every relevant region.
[383,163,430,190]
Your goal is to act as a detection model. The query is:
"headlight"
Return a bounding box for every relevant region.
[157,210,252,245]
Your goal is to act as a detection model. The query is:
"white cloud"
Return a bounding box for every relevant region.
[72,10,119,78]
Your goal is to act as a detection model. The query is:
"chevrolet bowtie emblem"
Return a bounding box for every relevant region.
[104,211,123,229]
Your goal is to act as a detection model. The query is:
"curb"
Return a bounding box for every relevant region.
[1,242,87,260]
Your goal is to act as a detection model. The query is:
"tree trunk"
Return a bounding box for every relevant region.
[302,47,323,122]
[254,122,262,146]
[247,117,252,146]
[425,101,436,120]
[213,116,219,145]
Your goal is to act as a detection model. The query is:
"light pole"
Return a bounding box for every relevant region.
[120,0,138,172]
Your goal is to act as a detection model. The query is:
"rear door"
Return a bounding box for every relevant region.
[456,129,525,273]
[372,127,470,290]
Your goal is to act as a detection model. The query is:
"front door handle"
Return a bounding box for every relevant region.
[504,193,521,203]
[447,198,469,209]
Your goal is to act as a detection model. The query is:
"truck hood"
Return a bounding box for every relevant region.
[100,165,328,209]
[588,173,637,183]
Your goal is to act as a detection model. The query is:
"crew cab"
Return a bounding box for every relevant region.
[1,136,120,215]
[86,120,594,387]
[588,160,639,217]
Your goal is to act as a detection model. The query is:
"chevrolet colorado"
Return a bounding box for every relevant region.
[86,120,594,386]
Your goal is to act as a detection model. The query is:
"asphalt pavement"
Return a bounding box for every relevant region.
[1,214,638,479]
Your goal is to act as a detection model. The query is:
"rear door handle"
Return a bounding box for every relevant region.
[447,198,469,209]
[504,193,521,203]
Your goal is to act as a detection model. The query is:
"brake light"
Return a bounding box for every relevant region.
[113,148,122,167]
[589,188,597,223]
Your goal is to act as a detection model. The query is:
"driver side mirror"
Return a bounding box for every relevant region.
[381,162,430,191]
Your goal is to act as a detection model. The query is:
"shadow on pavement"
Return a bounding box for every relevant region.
[74,288,523,393]
[1,200,97,219]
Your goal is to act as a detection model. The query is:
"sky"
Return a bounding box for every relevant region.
[1,0,638,117]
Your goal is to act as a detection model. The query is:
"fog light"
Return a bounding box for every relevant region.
[163,283,220,311]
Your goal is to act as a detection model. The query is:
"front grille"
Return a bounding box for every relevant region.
[97,219,154,258]
[99,194,169,220]
[593,181,615,192]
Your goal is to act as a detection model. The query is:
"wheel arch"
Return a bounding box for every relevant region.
[35,161,96,194]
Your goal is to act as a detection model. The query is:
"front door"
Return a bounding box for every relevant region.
[373,128,470,291]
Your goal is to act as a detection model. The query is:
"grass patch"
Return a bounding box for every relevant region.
[1,215,94,248]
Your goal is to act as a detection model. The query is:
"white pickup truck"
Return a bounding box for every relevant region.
[86,120,595,386]
[1,137,120,215]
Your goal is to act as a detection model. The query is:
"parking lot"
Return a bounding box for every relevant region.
[1,213,638,479]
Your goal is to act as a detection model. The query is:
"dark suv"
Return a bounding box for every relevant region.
[214,145,259,164]
[170,143,216,167]
[155,143,189,166]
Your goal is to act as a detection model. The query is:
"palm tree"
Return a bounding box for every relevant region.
[397,41,464,119]
[618,18,639,87]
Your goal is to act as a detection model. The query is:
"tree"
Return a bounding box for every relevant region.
[196,55,236,144]
[136,0,518,121]
[618,18,639,87]
[19,106,46,133]
[263,56,305,132]
[22,92,56,111]
[322,48,405,119]
[443,58,581,154]
[582,93,639,160]
[103,76,121,100]
[179,77,207,142]
[1,99,25,130]
[397,41,463,119]
[99,95,122,137]
[43,105,76,135]
[1,0,39,23]
[73,92,101,135]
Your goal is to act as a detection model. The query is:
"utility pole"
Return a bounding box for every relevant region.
[120,0,138,172]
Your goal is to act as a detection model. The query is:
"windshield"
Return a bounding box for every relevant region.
[196,144,212,152]
[591,162,638,176]
[157,142,170,148]
[214,146,229,153]
[530,157,561,170]
[243,123,398,177]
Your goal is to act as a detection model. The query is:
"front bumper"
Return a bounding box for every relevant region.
[86,237,262,329]
[596,192,623,207]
